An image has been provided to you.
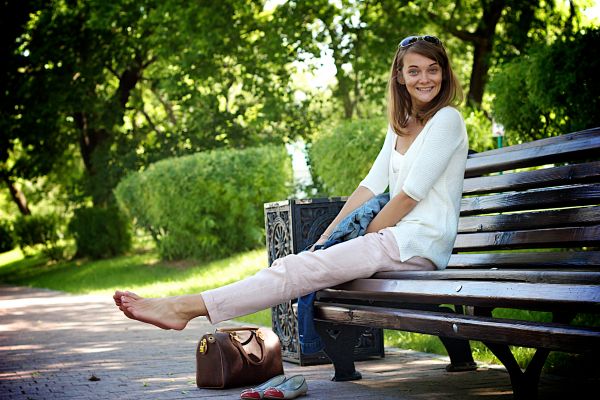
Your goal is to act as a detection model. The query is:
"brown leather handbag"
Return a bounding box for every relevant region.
[196,326,284,389]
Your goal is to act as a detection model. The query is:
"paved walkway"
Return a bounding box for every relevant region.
[0,285,595,399]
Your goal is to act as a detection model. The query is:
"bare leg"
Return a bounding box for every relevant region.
[114,291,208,330]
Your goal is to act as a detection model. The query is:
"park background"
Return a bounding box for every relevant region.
[1,0,599,377]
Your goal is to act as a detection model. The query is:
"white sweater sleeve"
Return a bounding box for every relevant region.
[359,126,393,195]
[402,108,467,201]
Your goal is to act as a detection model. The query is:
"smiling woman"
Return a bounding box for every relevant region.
[387,35,462,139]
[113,35,468,337]
[398,53,442,109]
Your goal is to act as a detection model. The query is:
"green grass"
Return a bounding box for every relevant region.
[0,246,272,326]
[1,246,597,377]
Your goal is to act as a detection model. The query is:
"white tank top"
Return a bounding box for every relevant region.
[390,149,404,194]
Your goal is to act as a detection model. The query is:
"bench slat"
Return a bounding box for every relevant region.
[467,128,600,159]
[319,279,600,310]
[314,303,600,353]
[465,128,600,177]
[371,270,600,284]
[458,207,600,233]
[460,184,600,216]
[454,225,600,251]
[448,251,600,268]
[458,206,600,233]
[463,161,600,195]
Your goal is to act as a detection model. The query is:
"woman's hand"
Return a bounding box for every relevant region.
[366,191,418,233]
[309,234,329,252]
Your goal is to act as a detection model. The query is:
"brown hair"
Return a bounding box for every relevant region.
[387,39,463,136]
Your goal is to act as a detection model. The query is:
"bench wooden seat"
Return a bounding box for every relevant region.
[306,127,600,399]
[315,303,600,352]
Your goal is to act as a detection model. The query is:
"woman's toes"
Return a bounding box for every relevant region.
[125,291,141,300]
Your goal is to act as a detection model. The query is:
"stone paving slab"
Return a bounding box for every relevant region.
[0,285,596,399]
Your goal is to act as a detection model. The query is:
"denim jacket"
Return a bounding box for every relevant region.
[297,193,390,354]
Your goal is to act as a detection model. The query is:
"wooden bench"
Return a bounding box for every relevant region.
[303,127,600,399]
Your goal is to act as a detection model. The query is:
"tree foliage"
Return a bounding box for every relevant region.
[272,0,428,119]
[416,0,584,107]
[489,28,600,142]
[1,0,317,210]
[2,0,598,229]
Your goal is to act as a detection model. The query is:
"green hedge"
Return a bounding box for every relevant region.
[115,145,292,260]
[68,207,132,259]
[308,112,492,194]
[13,214,60,249]
[308,117,386,196]
[13,213,65,260]
[0,221,15,253]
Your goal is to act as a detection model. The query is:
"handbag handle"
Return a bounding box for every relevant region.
[229,329,267,366]
[217,326,259,333]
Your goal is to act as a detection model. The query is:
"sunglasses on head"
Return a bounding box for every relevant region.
[399,35,442,48]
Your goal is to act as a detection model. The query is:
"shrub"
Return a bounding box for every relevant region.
[463,107,494,152]
[68,207,132,259]
[489,28,600,142]
[13,213,64,259]
[309,110,491,193]
[308,117,386,196]
[14,214,60,248]
[0,221,15,253]
[115,145,292,260]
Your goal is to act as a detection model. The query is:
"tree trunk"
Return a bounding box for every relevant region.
[465,1,505,106]
[467,36,494,106]
[74,63,145,206]
[3,175,31,215]
[328,22,355,119]
[435,0,506,107]
[337,70,355,119]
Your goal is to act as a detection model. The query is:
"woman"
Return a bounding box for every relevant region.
[114,35,468,331]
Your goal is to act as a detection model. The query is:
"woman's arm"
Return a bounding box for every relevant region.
[367,108,467,234]
[310,185,375,249]
[311,127,393,250]
[366,190,417,233]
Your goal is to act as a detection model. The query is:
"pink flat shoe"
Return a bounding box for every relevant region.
[240,375,287,399]
[263,375,307,399]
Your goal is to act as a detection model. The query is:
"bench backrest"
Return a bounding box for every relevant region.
[449,127,600,277]
[365,128,600,310]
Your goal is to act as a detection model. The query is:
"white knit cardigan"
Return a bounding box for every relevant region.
[359,106,469,269]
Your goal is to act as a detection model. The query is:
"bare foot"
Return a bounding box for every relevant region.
[113,290,139,307]
[113,290,141,321]
[114,291,206,330]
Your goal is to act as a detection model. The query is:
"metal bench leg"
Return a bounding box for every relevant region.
[438,305,477,372]
[438,336,478,372]
[482,340,545,400]
[474,307,563,400]
[315,321,363,381]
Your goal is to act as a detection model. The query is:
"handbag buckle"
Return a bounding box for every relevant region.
[256,330,265,341]
[230,331,242,342]
[198,338,208,354]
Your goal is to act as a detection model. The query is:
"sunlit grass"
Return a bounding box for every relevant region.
[0,247,272,326]
[0,248,264,294]
[0,248,24,266]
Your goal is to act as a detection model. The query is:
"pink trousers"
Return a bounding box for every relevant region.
[202,228,434,324]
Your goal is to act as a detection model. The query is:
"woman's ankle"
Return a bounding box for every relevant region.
[174,294,207,321]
